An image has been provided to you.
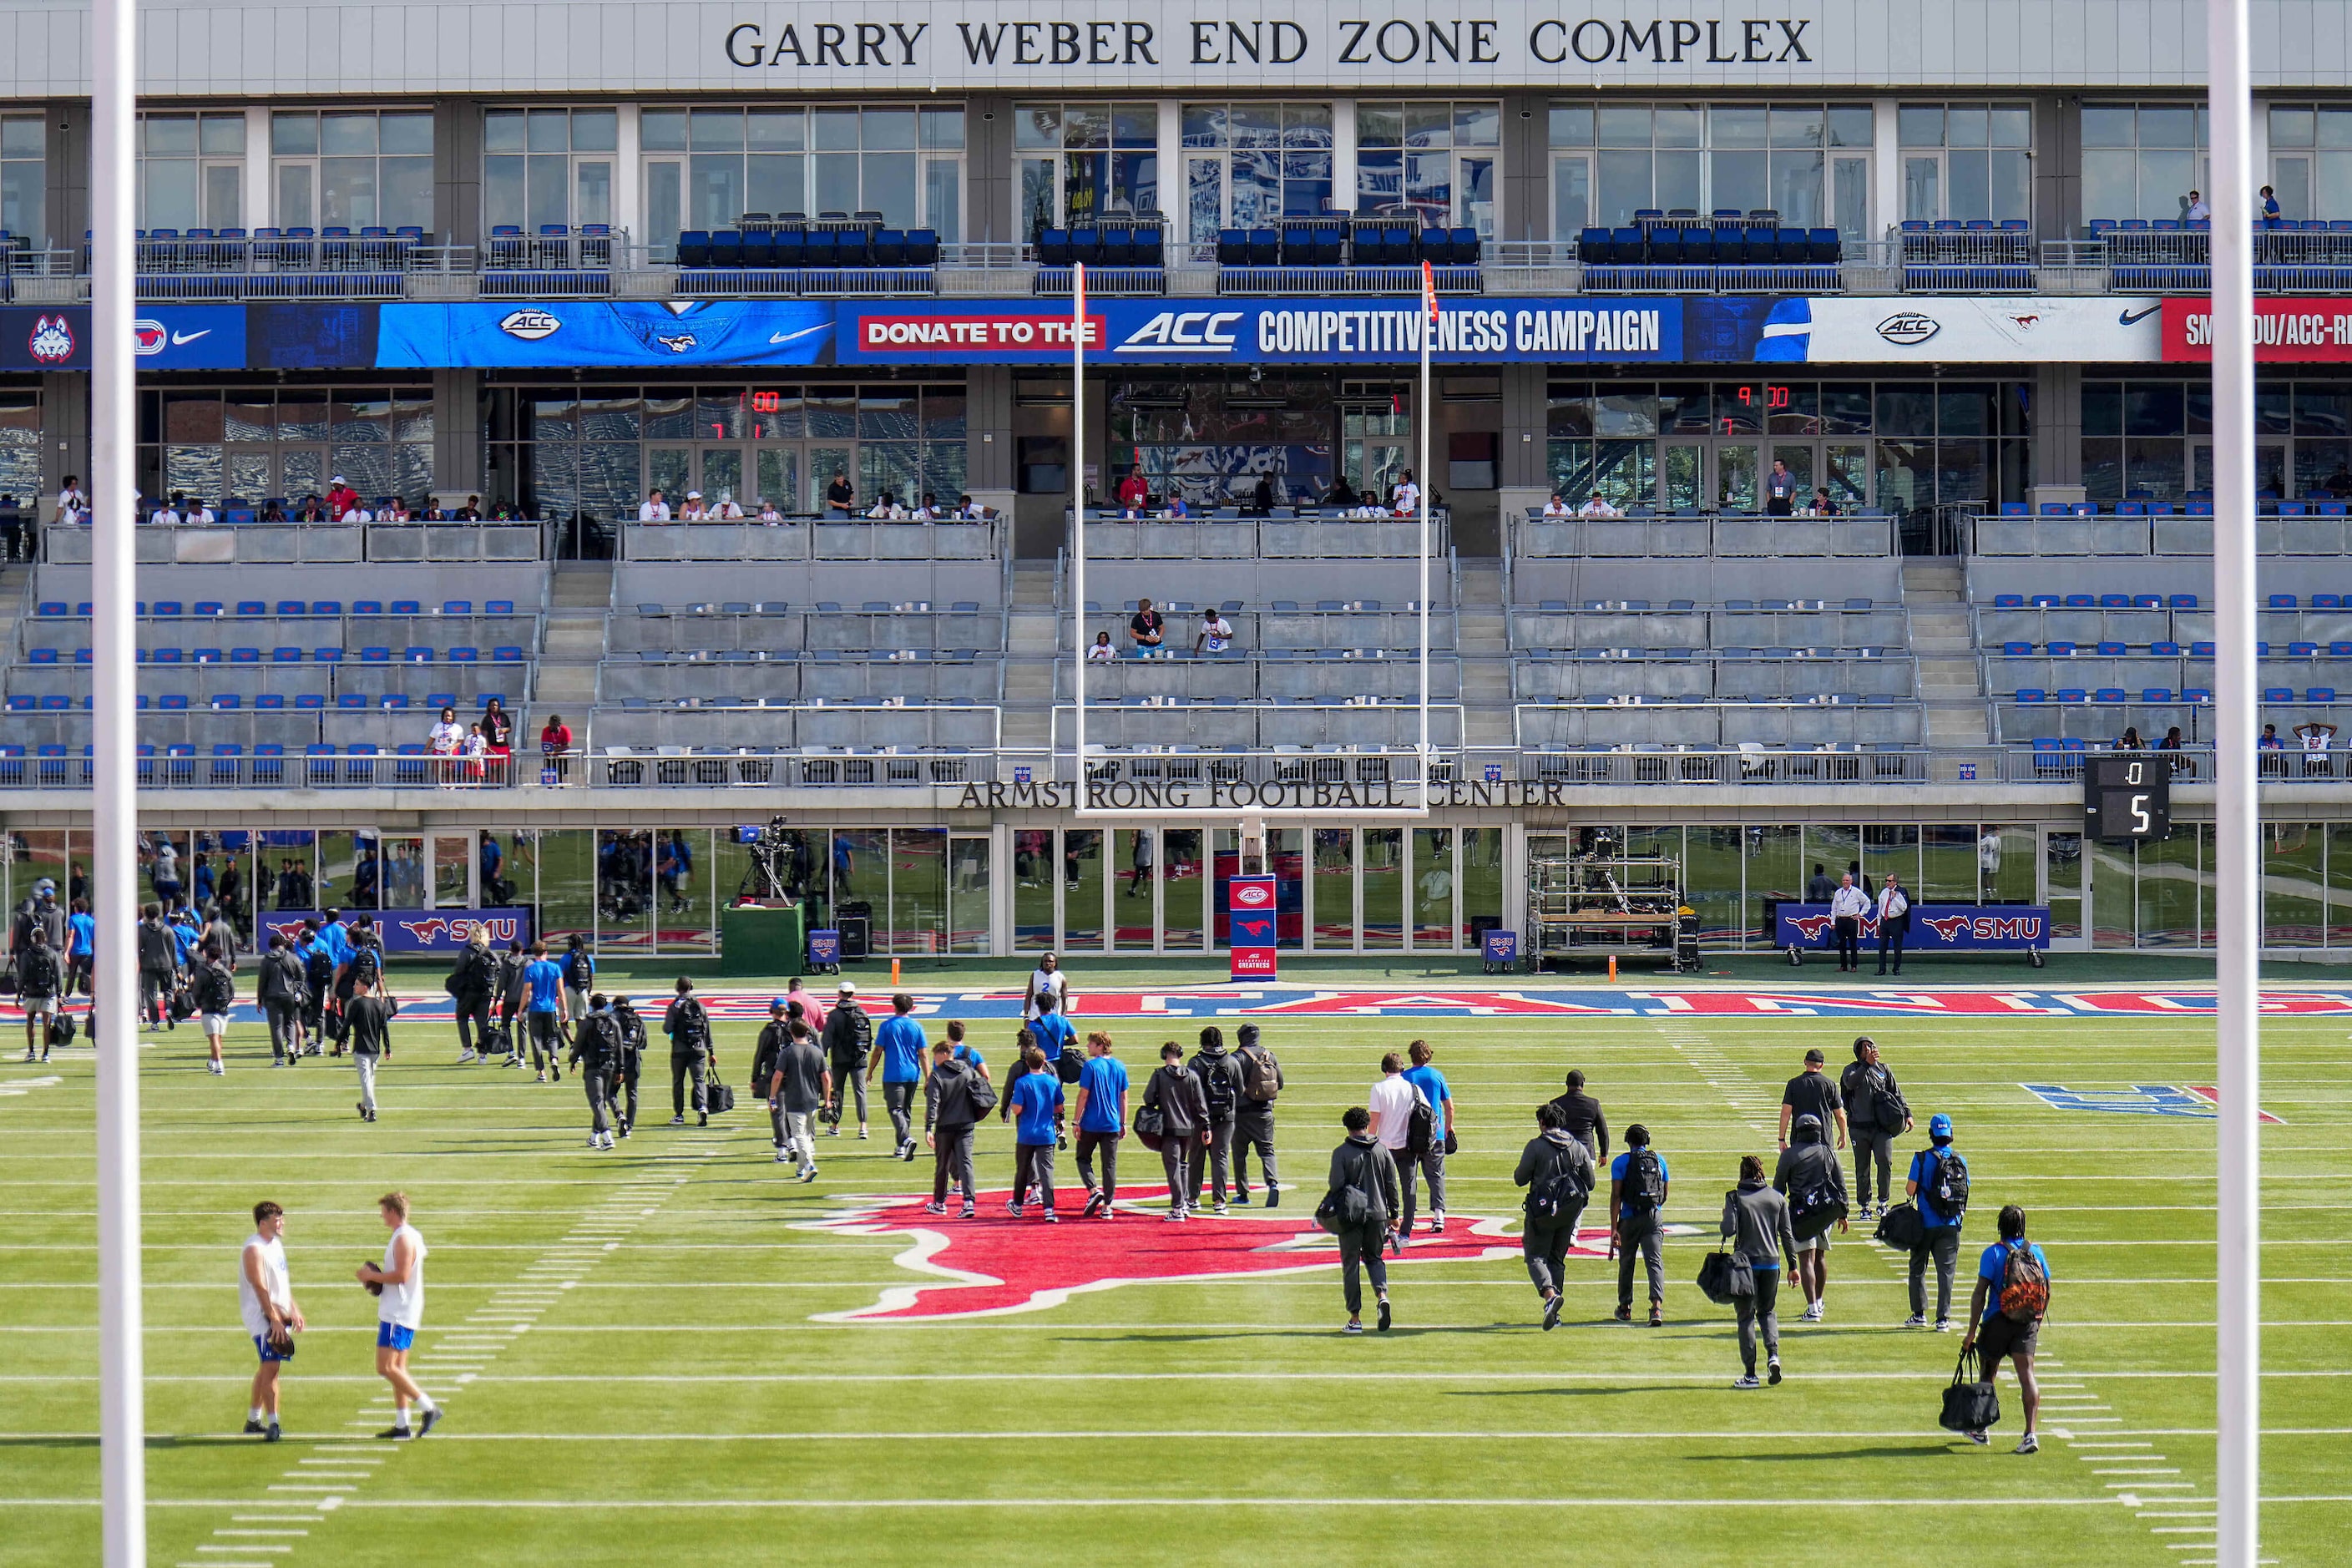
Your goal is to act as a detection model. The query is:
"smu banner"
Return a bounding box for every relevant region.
[2161,296,2352,362]
[1776,903,2050,951]
[260,908,534,953]
[378,300,835,367]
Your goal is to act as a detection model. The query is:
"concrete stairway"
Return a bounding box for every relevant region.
[1454,559,1515,749]
[1904,559,1990,748]
[530,560,612,718]
[998,559,1059,749]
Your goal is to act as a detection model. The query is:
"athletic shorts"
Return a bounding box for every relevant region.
[1795,1230,1830,1254]
[376,1322,416,1351]
[20,994,53,1017]
[201,1013,228,1038]
[1975,1310,2041,1362]
[253,1333,292,1363]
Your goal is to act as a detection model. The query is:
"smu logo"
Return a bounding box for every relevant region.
[1114,310,1242,356]
[133,319,168,357]
[1922,913,2044,944]
[398,915,521,947]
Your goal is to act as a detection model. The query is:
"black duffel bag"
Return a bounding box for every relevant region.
[1875,1200,1927,1252]
[1696,1242,1754,1305]
[1940,1347,2002,1434]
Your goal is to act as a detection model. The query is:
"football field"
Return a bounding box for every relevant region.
[4,994,2348,1567]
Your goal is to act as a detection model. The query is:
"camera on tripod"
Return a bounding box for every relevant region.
[739,816,798,902]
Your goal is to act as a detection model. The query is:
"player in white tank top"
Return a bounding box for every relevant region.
[239,1201,303,1439]
[358,1196,440,1439]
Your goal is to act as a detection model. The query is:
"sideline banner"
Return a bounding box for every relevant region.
[1227,875,1278,979]
[1775,903,2050,951]
[2161,296,2352,362]
[258,908,533,953]
[377,300,835,367]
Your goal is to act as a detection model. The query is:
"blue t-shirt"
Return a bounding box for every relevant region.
[1401,1065,1450,1115]
[1909,1145,1968,1228]
[1029,1010,1077,1058]
[1078,1054,1130,1133]
[523,959,564,1013]
[317,921,353,969]
[1009,1070,1064,1146]
[875,1015,928,1084]
[951,1042,985,1070]
[169,922,199,964]
[1611,1149,1670,1185]
[66,912,95,957]
[1976,1240,2051,1323]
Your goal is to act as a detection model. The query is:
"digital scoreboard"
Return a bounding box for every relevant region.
[2083,754,2172,842]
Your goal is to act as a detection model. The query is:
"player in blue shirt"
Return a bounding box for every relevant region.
[944,1019,987,1075]
[316,910,353,970]
[1399,1039,1454,1234]
[1609,1124,1672,1325]
[1961,1204,2052,1453]
[1028,990,1077,1059]
[1904,1113,1969,1330]
[867,992,930,1161]
[520,940,568,1082]
[1073,1031,1130,1220]
[1006,1044,1065,1221]
[64,898,96,996]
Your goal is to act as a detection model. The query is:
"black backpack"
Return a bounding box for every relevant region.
[1197,1055,1237,1121]
[1404,1090,1436,1157]
[564,948,594,990]
[1054,1047,1085,1085]
[195,962,235,1014]
[348,942,381,989]
[305,944,335,993]
[614,1001,646,1056]
[1868,1065,1910,1135]
[1621,1147,1667,1213]
[18,944,58,995]
[1928,1146,1970,1216]
[671,998,710,1051]
[1527,1144,1592,1221]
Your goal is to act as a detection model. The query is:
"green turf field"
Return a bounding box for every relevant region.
[4,1004,2344,1566]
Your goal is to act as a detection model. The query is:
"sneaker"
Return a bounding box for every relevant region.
[504,1055,524,1069]
[417,1408,441,1439]
[1801,1302,1824,1323]
[1613,1303,1632,1323]
[617,1125,630,1140]
[1165,1208,1186,1222]
[698,1115,708,1127]
[857,1126,869,1141]
[2014,1434,2039,1455]
[825,1124,841,1138]
[670,1115,686,1126]
[1543,1294,1562,1332]
[799,1167,819,1184]
[378,1427,413,1441]
[1213,1201,1229,1217]
[535,1070,547,1084]
[1264,1189,1279,1209]
[1081,1192,1105,1219]
[1007,1202,1025,1218]
[458,1050,479,1065]
[209,1060,225,1075]
[358,1102,371,1120]
[550,1067,561,1083]
[587,1136,604,1149]
[1964,1429,1989,1446]
[1234,1190,1252,1206]
[264,1424,281,1443]
[1732,1374,1761,1390]
[1648,1305,1664,1328]
[1904,1314,1928,1328]
[1935,1318,1954,1333]
[1386,1231,1405,1257]
[959,1204,977,1220]
[20,1048,33,1062]
[1375,1297,1391,1332]
[901,1144,918,1163]
[243,1419,266,1434]
[1343,1321,1364,1335]
[1042,1210,1058,1224]
[921,1201,947,1215]
[1768,1357,1783,1386]
[1429,1213,1445,1235]
[775,1149,792,1163]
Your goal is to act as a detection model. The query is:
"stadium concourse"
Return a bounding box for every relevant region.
[4,961,2345,1567]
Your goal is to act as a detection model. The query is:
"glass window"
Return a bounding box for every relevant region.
[654,104,959,241]
[272,110,434,230]
[1559,101,1867,229]
[2078,103,2209,220]
[1357,101,1501,234]
[0,114,42,245]
[1899,101,2034,221]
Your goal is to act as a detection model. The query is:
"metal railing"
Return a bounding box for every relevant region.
[618,517,1004,562]
[1509,513,1896,561]
[1970,511,2352,559]
[42,520,549,565]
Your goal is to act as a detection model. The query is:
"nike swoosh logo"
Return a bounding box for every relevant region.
[766,325,827,346]
[2118,306,2162,326]
[169,329,210,345]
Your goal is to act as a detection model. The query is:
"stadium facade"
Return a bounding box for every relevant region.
[0,0,2349,959]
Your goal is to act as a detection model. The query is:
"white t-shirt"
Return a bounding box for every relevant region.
[638,501,671,522]
[148,506,182,527]
[1541,498,1570,517]
[1086,641,1116,661]
[2300,727,2333,753]
[1368,1072,1419,1151]
[339,507,372,524]
[1200,615,1232,652]
[1024,968,1067,1021]
[1391,482,1421,515]
[189,505,218,525]
[238,1232,291,1338]
[379,1222,427,1330]
[1577,498,1620,518]
[428,720,463,755]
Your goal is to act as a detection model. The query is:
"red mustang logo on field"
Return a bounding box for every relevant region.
[802,1186,1663,1322]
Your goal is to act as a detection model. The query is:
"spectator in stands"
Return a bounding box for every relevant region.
[463,723,489,785]
[2324,462,2352,496]
[458,495,483,520]
[913,493,941,521]
[1087,631,1117,662]
[381,498,412,522]
[2117,725,2145,751]
[294,494,328,523]
[1323,476,1358,509]
[1764,460,1798,516]
[678,490,708,521]
[258,498,286,523]
[825,471,855,516]
[56,475,87,528]
[149,492,188,527]
[337,496,372,524]
[1391,469,1421,516]
[541,714,574,783]
[1806,487,1839,516]
[2156,725,2185,754]
[1196,607,1235,657]
[419,499,448,520]
[757,498,785,523]
[2296,718,2338,777]
[1576,491,1620,518]
[2262,185,2283,227]
[326,476,358,516]
[429,706,463,787]
[2184,190,2210,222]
[637,488,670,523]
[713,492,744,519]
[1116,471,1149,516]
[1250,474,1276,514]
[1129,599,1166,651]
[1541,491,1571,518]
[1161,493,1191,520]
[481,695,513,758]
[955,493,989,521]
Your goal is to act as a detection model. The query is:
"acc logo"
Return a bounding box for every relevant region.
[1114,310,1242,356]
[133,319,169,357]
[1876,312,1940,346]
[28,315,75,363]
[498,309,562,341]
[1232,881,1274,908]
